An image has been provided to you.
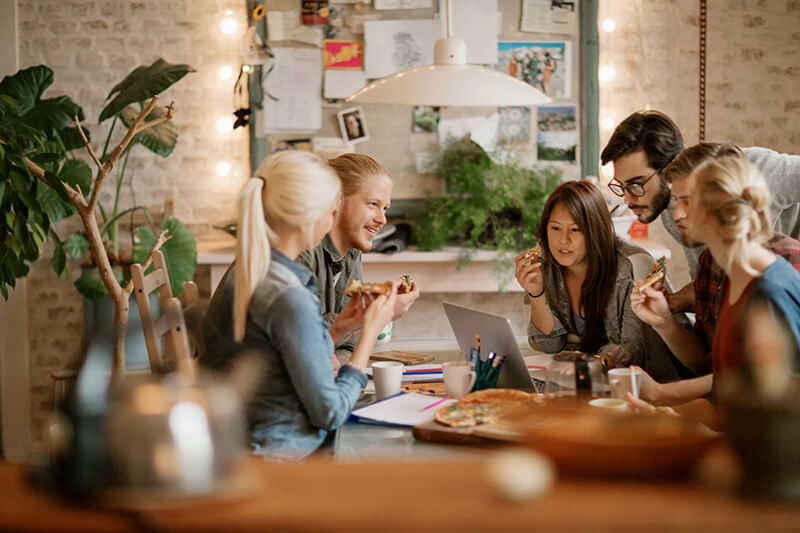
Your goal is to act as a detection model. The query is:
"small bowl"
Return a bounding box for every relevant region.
[588,398,627,410]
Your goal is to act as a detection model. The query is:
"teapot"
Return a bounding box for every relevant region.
[544,351,608,400]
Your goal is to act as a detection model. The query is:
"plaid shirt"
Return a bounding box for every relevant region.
[694,233,800,350]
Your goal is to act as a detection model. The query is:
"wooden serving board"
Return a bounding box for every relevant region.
[370,350,434,365]
[412,419,522,446]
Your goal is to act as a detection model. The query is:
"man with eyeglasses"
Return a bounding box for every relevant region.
[601,110,800,310]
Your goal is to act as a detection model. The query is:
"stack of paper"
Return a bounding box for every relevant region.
[365,364,443,383]
[350,392,455,427]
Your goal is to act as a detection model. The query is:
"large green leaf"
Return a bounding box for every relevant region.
[58,124,91,151]
[75,266,124,300]
[99,59,195,123]
[51,239,68,278]
[0,65,54,115]
[119,104,178,157]
[65,232,90,259]
[0,93,21,116]
[133,218,197,296]
[58,159,92,194]
[35,160,91,223]
[23,95,84,137]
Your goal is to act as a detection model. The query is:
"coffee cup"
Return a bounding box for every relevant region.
[608,367,643,400]
[372,361,403,400]
[443,361,477,399]
[588,398,628,410]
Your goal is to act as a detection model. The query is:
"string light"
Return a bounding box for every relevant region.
[242,65,251,73]
[601,116,615,131]
[598,66,616,83]
[220,10,238,34]
[601,19,616,32]
[219,65,234,80]
[216,116,233,134]
[216,161,231,177]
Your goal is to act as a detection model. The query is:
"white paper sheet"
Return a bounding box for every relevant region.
[266,10,297,41]
[364,19,440,79]
[520,0,578,35]
[312,136,354,159]
[438,0,499,64]
[350,392,455,427]
[438,113,498,153]
[375,0,431,9]
[324,70,368,99]
[263,48,322,133]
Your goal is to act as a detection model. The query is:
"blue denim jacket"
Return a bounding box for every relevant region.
[202,250,367,460]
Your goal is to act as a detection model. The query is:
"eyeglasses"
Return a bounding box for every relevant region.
[607,169,660,198]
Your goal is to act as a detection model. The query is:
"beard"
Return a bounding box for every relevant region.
[636,179,672,224]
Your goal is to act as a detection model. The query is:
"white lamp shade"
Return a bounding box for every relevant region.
[347,63,552,107]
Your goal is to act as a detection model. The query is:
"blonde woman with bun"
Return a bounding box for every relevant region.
[629,156,800,425]
[203,151,396,460]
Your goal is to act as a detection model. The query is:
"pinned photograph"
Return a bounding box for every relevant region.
[413,106,440,133]
[497,106,531,150]
[536,104,577,162]
[496,41,572,98]
[338,106,370,144]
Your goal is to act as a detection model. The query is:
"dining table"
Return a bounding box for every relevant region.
[2,338,799,531]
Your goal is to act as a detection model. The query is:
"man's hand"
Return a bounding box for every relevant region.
[631,282,674,330]
[392,278,420,321]
[667,283,695,314]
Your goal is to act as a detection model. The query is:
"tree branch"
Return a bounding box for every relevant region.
[134,101,176,135]
[72,116,102,171]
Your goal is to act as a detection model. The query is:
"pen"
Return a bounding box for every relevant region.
[419,397,451,412]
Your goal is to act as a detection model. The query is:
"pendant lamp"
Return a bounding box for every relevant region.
[347,0,552,107]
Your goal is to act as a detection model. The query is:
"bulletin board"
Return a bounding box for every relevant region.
[244,0,597,212]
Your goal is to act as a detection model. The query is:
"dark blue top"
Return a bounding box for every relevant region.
[203,249,367,460]
[750,256,800,373]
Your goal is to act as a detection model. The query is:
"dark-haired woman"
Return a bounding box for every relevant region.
[515,180,684,379]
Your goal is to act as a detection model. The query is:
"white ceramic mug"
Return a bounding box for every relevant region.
[372,361,403,400]
[608,367,643,400]
[443,361,477,399]
[588,398,628,410]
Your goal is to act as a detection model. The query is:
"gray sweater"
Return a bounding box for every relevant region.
[662,146,800,277]
[527,237,689,382]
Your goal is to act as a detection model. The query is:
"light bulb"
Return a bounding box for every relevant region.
[601,117,615,131]
[242,65,251,73]
[216,161,231,177]
[598,66,616,83]
[220,16,238,34]
[601,19,616,32]
[216,116,233,134]
[219,65,234,80]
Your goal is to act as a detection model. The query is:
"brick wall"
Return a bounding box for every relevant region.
[17,0,250,443]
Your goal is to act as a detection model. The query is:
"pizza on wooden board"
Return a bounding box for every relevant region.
[434,389,542,427]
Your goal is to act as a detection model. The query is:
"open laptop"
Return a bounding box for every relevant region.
[442,302,536,392]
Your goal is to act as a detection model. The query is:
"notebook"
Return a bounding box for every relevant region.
[349,392,455,427]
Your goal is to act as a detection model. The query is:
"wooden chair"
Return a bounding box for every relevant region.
[131,251,202,378]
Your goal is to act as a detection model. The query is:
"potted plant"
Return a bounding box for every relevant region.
[0,59,196,373]
[412,139,562,287]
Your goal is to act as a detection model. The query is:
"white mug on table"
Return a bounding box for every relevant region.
[608,367,642,400]
[371,361,403,400]
[443,361,477,399]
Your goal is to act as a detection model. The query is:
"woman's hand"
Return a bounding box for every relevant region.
[630,283,673,329]
[362,281,399,337]
[633,366,664,404]
[626,392,678,416]
[329,295,367,343]
[515,251,544,297]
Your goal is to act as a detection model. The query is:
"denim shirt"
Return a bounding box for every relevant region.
[202,249,367,461]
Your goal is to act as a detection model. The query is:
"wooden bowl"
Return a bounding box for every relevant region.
[517,407,718,479]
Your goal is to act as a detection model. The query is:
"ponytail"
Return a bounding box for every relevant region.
[234,178,273,341]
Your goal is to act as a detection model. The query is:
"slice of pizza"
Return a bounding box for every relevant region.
[344,279,393,296]
[517,243,542,266]
[459,388,536,404]
[434,402,505,427]
[639,256,667,291]
[398,274,415,294]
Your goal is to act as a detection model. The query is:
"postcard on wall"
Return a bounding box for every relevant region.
[338,106,370,144]
[270,138,313,153]
[413,106,440,132]
[536,104,577,162]
[312,136,354,159]
[323,40,364,69]
[324,70,367,99]
[302,0,329,25]
[437,0,499,64]
[375,0,431,9]
[364,19,440,79]
[497,106,532,150]
[496,41,572,99]
[263,48,323,133]
[521,0,578,35]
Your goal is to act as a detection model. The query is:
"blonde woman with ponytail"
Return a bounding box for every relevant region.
[203,151,397,460]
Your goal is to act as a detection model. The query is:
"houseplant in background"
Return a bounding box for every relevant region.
[413,139,562,288]
[0,59,196,371]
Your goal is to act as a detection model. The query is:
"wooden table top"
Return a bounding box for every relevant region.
[2,449,799,532]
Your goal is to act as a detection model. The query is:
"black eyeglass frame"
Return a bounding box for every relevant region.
[607,168,661,198]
